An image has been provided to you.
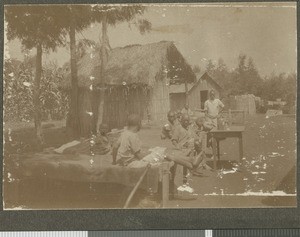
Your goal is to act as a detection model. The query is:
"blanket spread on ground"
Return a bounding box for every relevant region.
[17,152,165,192]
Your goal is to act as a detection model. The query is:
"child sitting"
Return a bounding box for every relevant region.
[161,111,179,140]
[93,123,111,155]
[112,114,145,166]
[166,114,204,175]
[194,117,214,135]
[193,117,213,171]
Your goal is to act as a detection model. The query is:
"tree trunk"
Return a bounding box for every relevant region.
[34,43,43,145]
[97,13,110,131]
[68,11,81,138]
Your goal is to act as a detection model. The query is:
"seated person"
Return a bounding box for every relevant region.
[161,111,179,140]
[193,118,214,171]
[112,114,144,166]
[93,123,111,155]
[175,110,183,122]
[193,117,214,135]
[181,103,193,117]
[61,124,111,155]
[167,114,204,170]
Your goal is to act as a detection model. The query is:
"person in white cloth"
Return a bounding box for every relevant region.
[204,89,225,128]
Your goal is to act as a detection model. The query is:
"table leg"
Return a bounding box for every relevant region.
[212,136,217,170]
[238,135,243,162]
[183,167,188,184]
[217,139,220,161]
[162,162,170,208]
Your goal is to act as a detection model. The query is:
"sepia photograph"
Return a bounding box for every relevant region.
[3,2,297,210]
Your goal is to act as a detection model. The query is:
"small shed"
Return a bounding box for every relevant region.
[226,94,257,115]
[169,72,222,111]
[62,41,195,135]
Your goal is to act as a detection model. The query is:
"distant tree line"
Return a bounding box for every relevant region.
[204,54,296,113]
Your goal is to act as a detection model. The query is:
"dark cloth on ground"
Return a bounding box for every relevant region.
[63,134,112,155]
[16,152,164,192]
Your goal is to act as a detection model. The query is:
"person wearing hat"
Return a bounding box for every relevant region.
[204,89,224,128]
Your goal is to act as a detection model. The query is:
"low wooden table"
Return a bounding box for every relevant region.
[209,126,245,170]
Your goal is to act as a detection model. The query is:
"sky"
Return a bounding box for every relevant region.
[5,2,297,77]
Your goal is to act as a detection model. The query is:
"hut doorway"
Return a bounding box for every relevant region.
[200,90,208,109]
[169,93,186,112]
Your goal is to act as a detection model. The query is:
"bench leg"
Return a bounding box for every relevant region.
[217,140,220,161]
[162,162,170,208]
[183,167,188,184]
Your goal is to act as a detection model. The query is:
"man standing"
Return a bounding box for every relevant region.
[204,90,224,128]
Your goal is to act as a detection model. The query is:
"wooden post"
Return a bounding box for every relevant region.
[162,161,170,208]
[238,134,243,162]
[217,139,220,161]
[183,167,188,184]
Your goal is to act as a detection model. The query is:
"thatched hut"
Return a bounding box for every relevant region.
[62,41,195,135]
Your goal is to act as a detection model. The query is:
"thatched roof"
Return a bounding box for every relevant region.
[62,41,196,89]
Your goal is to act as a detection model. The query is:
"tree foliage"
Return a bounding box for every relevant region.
[205,54,296,113]
[4,58,69,123]
[5,5,68,143]
[5,6,66,51]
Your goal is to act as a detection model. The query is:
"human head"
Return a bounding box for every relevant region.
[184,103,189,109]
[176,110,182,120]
[99,123,109,135]
[195,117,205,128]
[127,114,141,132]
[209,90,215,100]
[167,111,176,124]
[180,114,190,129]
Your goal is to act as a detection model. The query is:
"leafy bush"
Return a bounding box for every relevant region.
[4,57,69,123]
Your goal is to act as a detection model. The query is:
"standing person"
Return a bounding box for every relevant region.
[161,111,179,140]
[204,90,225,128]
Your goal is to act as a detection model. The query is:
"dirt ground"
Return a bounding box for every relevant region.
[3,114,297,209]
[139,114,297,208]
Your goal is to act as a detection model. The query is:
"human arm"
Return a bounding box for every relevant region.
[204,101,209,116]
[112,138,121,165]
[129,133,146,160]
[218,99,225,114]
[171,127,180,149]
